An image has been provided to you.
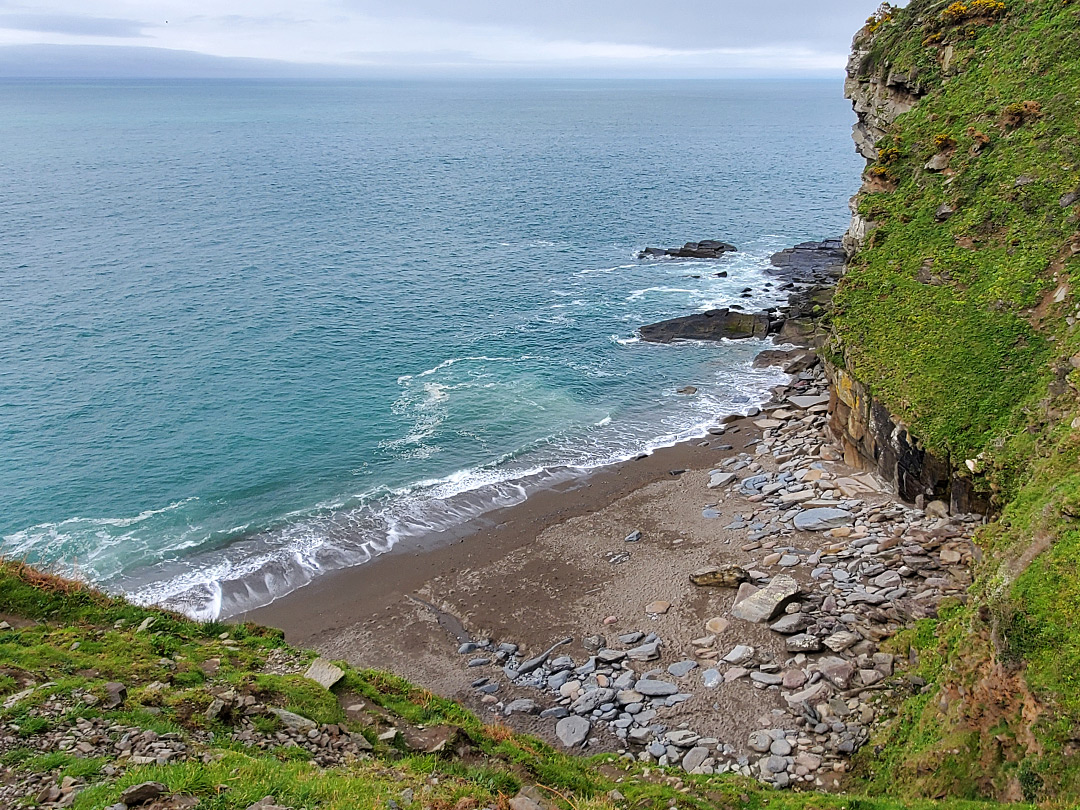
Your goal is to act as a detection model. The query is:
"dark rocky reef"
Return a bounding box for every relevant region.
[638,239,845,346]
[639,308,769,343]
[639,240,737,260]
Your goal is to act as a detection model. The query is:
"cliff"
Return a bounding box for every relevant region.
[827,0,1080,803]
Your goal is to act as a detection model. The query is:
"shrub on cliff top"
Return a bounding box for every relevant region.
[942,0,1008,24]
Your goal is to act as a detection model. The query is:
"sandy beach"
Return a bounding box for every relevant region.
[248,350,979,789]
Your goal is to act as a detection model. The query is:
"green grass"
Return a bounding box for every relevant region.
[0,559,1045,810]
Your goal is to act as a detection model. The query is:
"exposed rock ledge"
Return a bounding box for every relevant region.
[639,240,737,260]
[638,239,845,345]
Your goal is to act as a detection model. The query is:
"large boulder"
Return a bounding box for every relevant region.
[639,308,770,343]
[638,240,737,259]
[731,575,800,623]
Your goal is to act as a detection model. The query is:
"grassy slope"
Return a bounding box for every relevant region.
[831,0,1080,803]
[0,561,1037,810]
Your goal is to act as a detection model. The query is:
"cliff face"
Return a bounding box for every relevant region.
[828,0,1080,804]
[842,42,924,255]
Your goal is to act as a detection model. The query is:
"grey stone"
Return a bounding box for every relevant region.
[785,682,830,706]
[793,508,854,532]
[722,644,755,664]
[269,708,316,733]
[682,746,710,772]
[702,668,722,688]
[625,640,661,661]
[748,731,772,753]
[666,730,700,746]
[770,739,792,756]
[824,631,860,652]
[504,698,539,716]
[104,681,127,709]
[624,530,643,543]
[618,632,644,645]
[769,613,812,635]
[571,688,615,714]
[750,671,783,686]
[766,755,789,774]
[555,715,590,747]
[667,660,697,678]
[304,658,344,689]
[635,680,678,697]
[818,657,856,689]
[708,472,736,489]
[730,574,800,623]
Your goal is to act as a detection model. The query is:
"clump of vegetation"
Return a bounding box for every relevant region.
[932,133,958,150]
[1001,100,1044,128]
[942,0,1008,25]
[866,2,897,34]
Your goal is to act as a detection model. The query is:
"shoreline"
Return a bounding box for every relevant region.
[244,411,762,634]
[247,345,979,790]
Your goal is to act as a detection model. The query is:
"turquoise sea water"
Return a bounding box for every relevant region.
[0,79,861,618]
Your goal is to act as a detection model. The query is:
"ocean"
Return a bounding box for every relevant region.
[0,79,862,619]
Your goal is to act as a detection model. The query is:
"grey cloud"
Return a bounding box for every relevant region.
[0,13,149,38]
[341,0,878,51]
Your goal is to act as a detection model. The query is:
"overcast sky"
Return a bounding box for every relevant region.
[0,1,888,78]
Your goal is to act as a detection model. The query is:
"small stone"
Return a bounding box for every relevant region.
[690,565,748,587]
[823,631,860,652]
[705,617,729,635]
[770,739,792,756]
[269,708,317,733]
[702,668,722,688]
[104,682,127,709]
[667,660,697,678]
[635,680,679,697]
[722,645,755,664]
[119,782,167,805]
[645,600,671,615]
[504,699,538,716]
[555,715,591,747]
[793,508,853,532]
[626,640,662,661]
[785,634,823,653]
[766,755,789,774]
[682,746,710,772]
[748,731,772,753]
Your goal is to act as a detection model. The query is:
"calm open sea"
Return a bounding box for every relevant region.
[0,79,861,618]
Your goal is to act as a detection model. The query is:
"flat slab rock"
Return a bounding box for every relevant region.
[555,715,591,748]
[793,507,854,532]
[304,658,344,689]
[639,308,769,343]
[730,575,800,623]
